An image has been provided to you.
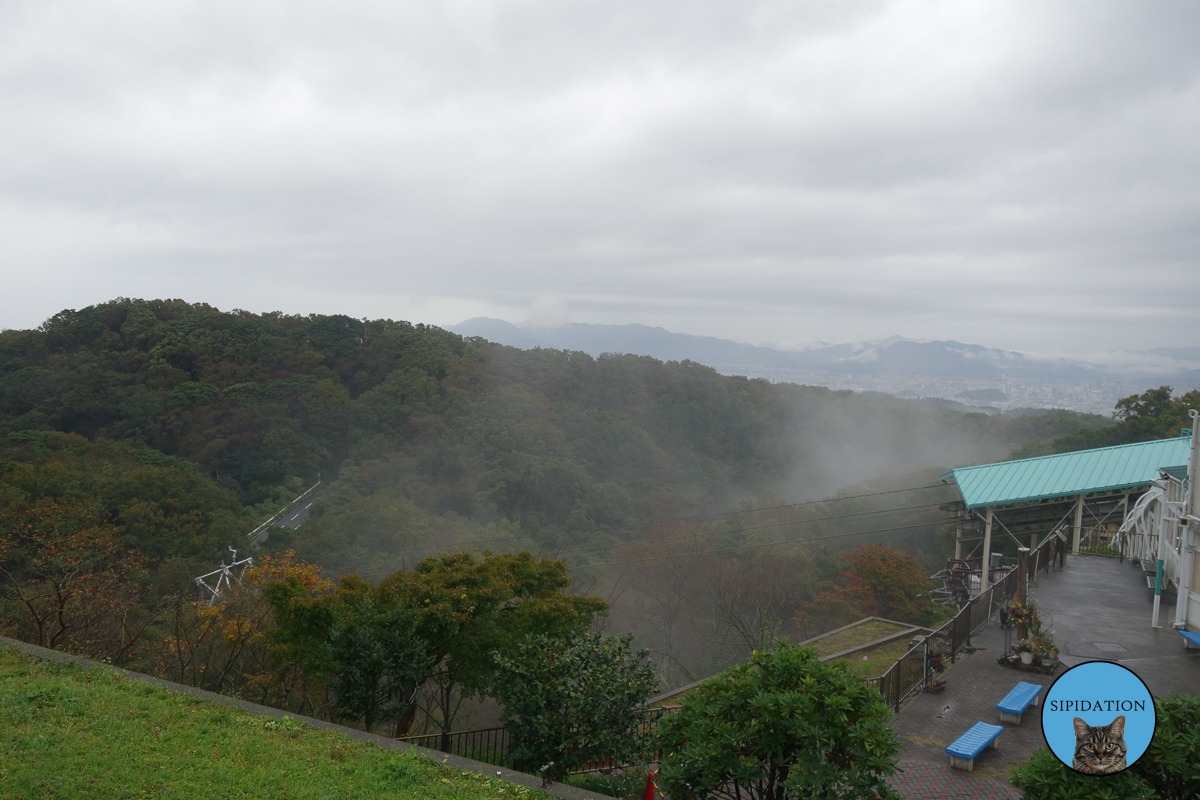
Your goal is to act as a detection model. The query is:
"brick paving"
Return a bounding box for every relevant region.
[885,631,1052,799]
[888,760,1018,800]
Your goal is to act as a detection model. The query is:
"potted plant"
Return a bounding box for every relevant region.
[1034,638,1059,667]
[1015,639,1034,665]
[1006,601,1029,629]
[1026,602,1042,637]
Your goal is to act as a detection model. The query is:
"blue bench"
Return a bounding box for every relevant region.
[996,681,1043,724]
[1180,630,1200,649]
[946,722,1004,772]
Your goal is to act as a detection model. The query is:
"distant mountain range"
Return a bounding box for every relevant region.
[448,318,1200,388]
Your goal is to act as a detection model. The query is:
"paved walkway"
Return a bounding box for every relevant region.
[1028,553,1200,697]
[885,554,1200,799]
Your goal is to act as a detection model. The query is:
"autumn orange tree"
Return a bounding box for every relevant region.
[804,544,948,630]
[154,550,332,708]
[0,500,151,660]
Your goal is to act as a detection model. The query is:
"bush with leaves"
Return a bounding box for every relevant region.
[492,630,658,782]
[1132,693,1200,800]
[656,644,901,800]
[1011,694,1200,800]
[1011,748,1158,800]
[158,550,331,704]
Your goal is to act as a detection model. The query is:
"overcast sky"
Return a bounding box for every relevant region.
[2,1,1198,355]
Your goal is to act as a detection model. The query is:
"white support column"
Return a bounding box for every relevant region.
[1174,411,1199,629]
[1120,492,1130,556]
[982,507,993,591]
[1072,494,1085,554]
[1153,488,1167,628]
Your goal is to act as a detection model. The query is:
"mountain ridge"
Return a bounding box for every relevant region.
[449,318,1200,385]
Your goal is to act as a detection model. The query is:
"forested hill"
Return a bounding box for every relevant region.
[0,298,1106,577]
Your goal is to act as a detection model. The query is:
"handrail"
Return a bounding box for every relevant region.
[873,564,1022,713]
[395,705,680,775]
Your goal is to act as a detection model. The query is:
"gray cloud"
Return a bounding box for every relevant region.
[2,1,1198,355]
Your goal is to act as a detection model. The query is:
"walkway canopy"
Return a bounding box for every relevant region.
[942,437,1191,512]
[939,435,1192,581]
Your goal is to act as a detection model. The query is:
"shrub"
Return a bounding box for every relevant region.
[1132,694,1200,800]
[1011,694,1200,800]
[493,630,657,782]
[1011,748,1158,800]
[656,644,901,800]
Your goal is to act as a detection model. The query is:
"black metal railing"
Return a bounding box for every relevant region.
[397,725,514,767]
[395,705,682,775]
[874,563,1023,713]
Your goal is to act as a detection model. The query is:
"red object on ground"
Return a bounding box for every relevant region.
[643,771,655,800]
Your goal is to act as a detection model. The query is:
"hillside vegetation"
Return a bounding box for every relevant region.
[0,298,1107,574]
[1,298,1119,730]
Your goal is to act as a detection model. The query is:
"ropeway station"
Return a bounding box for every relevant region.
[938,411,1200,635]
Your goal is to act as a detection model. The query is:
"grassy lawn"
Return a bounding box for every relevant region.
[832,638,916,679]
[650,620,920,704]
[0,646,544,800]
[805,619,912,658]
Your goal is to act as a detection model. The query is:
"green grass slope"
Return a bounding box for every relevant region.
[0,646,542,800]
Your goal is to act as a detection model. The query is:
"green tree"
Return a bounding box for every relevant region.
[379,551,609,735]
[1115,386,1176,423]
[492,630,658,781]
[160,550,331,704]
[324,576,432,734]
[265,551,609,737]
[1011,694,1200,800]
[1015,386,1200,457]
[656,644,901,800]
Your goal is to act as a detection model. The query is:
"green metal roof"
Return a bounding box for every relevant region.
[1160,464,1189,482]
[941,435,1192,511]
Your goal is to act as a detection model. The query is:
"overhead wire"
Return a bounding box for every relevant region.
[576,520,951,569]
[545,501,944,558]
[406,481,953,557]
[640,483,948,524]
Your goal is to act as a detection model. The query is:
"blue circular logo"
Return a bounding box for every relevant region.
[1041,661,1156,775]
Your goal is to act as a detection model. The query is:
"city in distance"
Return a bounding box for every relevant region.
[451,318,1200,416]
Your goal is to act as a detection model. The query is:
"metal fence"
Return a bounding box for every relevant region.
[570,705,680,774]
[872,529,1067,713]
[396,704,681,774]
[874,566,1015,712]
[1027,529,1068,579]
[397,725,514,767]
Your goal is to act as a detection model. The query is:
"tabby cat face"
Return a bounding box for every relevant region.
[1071,715,1127,775]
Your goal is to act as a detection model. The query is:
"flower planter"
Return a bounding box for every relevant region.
[1019,651,1033,665]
